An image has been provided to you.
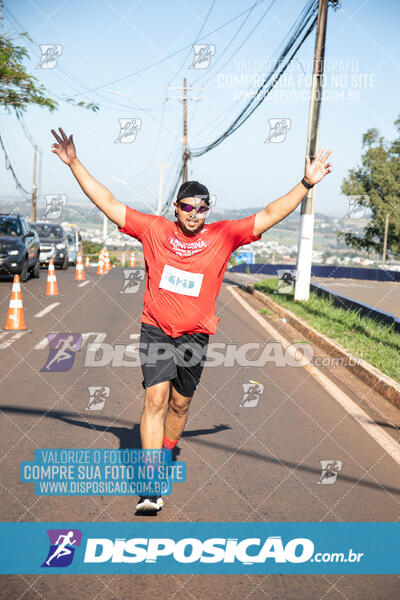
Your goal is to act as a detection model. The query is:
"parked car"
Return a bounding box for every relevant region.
[66,232,77,266]
[0,214,40,281]
[29,222,69,269]
[61,223,82,266]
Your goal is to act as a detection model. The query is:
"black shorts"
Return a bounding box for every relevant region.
[139,323,209,398]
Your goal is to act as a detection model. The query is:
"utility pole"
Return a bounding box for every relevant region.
[294,0,329,301]
[156,162,165,215]
[382,212,389,268]
[183,78,188,183]
[103,213,107,246]
[167,79,203,184]
[30,145,38,222]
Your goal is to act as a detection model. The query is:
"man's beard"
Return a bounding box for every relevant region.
[178,216,205,235]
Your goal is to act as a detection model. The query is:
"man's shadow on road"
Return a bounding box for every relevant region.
[3,406,400,498]
[0,405,230,463]
[1,406,231,516]
[56,413,231,462]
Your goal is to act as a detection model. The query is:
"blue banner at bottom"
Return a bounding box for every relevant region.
[0,522,398,574]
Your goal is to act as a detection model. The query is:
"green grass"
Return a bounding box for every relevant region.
[254,278,400,383]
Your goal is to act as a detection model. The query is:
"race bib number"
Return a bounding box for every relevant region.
[159,264,203,297]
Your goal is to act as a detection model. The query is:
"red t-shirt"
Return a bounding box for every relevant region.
[118,206,261,337]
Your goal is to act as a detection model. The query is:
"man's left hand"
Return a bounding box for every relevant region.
[304,148,333,185]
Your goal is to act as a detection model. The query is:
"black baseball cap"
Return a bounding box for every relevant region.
[177,180,210,205]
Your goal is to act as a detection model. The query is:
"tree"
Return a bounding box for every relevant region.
[339,115,400,258]
[0,4,98,117]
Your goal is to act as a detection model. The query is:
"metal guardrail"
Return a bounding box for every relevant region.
[229,263,400,282]
[310,282,400,334]
[228,263,400,333]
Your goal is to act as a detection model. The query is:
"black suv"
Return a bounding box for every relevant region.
[30,222,69,269]
[0,214,40,281]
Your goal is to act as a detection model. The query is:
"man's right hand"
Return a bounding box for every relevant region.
[50,127,77,165]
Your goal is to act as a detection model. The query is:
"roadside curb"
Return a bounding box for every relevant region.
[233,280,400,409]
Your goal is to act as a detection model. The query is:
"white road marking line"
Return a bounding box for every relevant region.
[34,337,49,350]
[78,280,90,287]
[34,332,107,350]
[34,303,60,318]
[227,285,400,467]
[0,331,27,350]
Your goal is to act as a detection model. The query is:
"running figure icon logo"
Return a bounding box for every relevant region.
[275,270,296,295]
[36,44,63,69]
[240,380,264,408]
[189,44,216,69]
[40,333,82,372]
[344,195,369,219]
[41,529,82,568]
[44,194,67,219]
[265,118,291,143]
[86,386,110,410]
[114,118,142,143]
[317,460,342,484]
[120,269,145,293]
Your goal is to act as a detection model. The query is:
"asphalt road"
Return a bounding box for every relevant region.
[0,266,399,599]
[312,277,400,319]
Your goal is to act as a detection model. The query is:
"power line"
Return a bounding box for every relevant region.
[64,0,266,97]
[192,0,276,86]
[0,132,31,200]
[187,0,267,137]
[168,0,217,85]
[190,0,319,158]
[160,0,319,216]
[3,6,175,115]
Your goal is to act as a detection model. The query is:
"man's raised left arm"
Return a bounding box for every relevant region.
[253,148,333,238]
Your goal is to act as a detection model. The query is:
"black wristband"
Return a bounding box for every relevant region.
[301,177,314,190]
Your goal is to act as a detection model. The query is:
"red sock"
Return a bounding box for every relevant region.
[162,436,178,450]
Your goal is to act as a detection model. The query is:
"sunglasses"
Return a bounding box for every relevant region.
[178,201,210,216]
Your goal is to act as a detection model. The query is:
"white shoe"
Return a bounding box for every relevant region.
[136,496,163,511]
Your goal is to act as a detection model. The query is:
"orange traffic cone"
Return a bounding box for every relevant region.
[75,252,85,281]
[85,256,90,268]
[104,249,111,272]
[3,274,28,331]
[129,252,136,267]
[96,250,105,275]
[45,259,59,296]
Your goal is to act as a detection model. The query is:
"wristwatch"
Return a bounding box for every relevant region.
[301,177,314,190]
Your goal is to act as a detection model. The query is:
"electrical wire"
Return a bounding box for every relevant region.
[190,0,319,158]
[63,0,266,97]
[192,0,276,86]
[168,0,217,85]
[0,132,31,200]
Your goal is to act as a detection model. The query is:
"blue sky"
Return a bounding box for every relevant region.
[1,0,400,217]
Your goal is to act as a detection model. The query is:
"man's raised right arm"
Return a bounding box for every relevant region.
[50,127,125,228]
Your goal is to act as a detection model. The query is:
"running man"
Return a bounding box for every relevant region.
[50,127,332,511]
[45,531,77,566]
[43,334,77,371]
